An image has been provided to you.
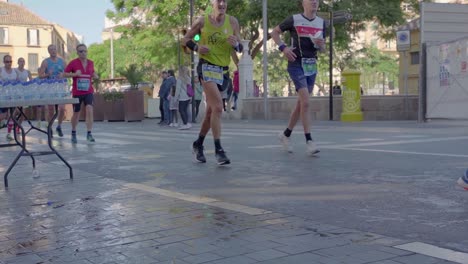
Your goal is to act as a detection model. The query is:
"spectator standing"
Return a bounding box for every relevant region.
[193,76,203,121]
[168,85,179,127]
[157,71,168,124]
[231,70,239,110]
[332,81,341,95]
[164,70,176,125]
[175,66,191,130]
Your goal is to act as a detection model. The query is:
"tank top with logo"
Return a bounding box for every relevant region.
[199,14,233,67]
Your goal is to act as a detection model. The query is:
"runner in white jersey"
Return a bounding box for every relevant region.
[0,55,18,141]
[13,57,33,132]
[271,0,326,156]
[0,55,18,81]
[16,57,32,82]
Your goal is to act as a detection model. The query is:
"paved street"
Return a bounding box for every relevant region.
[0,118,467,263]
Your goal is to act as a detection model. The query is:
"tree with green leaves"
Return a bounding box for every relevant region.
[355,44,399,94]
[119,64,145,89]
[100,0,417,96]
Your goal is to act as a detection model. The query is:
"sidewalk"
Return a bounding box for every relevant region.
[0,165,460,264]
[0,119,467,263]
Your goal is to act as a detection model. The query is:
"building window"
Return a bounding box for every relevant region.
[0,27,9,45]
[27,29,40,46]
[28,53,39,72]
[410,51,419,65]
[385,40,392,49]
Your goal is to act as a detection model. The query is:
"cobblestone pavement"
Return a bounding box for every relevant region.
[0,119,467,264]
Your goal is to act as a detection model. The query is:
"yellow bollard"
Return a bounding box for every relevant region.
[340,70,363,122]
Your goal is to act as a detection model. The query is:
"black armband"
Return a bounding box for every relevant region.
[234,42,243,53]
[186,40,198,51]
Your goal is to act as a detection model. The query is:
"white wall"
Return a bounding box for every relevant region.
[420,2,468,120]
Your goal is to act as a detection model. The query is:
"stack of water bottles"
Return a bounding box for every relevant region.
[0,79,71,103]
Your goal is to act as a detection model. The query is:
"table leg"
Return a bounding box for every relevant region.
[47,105,73,180]
[15,107,36,168]
[3,107,32,188]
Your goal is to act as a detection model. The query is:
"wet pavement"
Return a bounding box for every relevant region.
[0,118,467,263]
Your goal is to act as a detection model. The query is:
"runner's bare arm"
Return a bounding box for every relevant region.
[228,16,243,52]
[38,60,48,79]
[183,16,209,54]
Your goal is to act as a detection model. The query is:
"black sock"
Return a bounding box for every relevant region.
[214,139,222,151]
[284,128,292,137]
[72,131,76,135]
[87,131,92,135]
[305,133,312,142]
[194,135,205,146]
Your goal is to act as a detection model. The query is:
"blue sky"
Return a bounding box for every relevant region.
[9,0,115,45]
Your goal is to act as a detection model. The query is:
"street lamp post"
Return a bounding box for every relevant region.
[190,0,196,122]
[328,3,334,121]
[110,27,114,79]
[262,0,268,120]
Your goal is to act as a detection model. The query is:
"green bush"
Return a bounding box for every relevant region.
[101,91,124,101]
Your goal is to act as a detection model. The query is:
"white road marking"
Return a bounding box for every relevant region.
[51,159,94,165]
[248,145,282,149]
[324,136,468,149]
[350,138,384,142]
[125,183,272,215]
[324,147,468,158]
[25,134,133,146]
[393,135,428,139]
[395,242,468,264]
[94,132,185,142]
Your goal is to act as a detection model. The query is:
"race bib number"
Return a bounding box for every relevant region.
[202,64,223,85]
[302,58,317,76]
[77,78,91,91]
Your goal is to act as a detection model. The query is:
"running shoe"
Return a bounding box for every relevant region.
[306,140,320,156]
[56,126,64,137]
[278,132,293,153]
[457,170,468,190]
[215,149,230,165]
[87,133,95,143]
[192,142,206,163]
[71,134,77,144]
[6,133,13,141]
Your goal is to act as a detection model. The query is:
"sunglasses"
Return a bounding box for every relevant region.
[4,61,12,63]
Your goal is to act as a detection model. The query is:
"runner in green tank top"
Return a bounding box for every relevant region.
[183,0,243,165]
